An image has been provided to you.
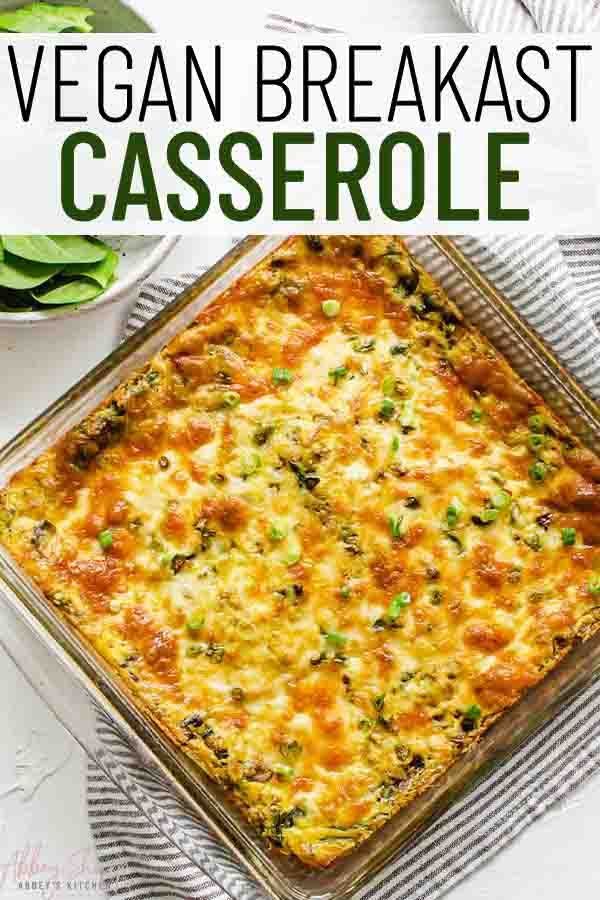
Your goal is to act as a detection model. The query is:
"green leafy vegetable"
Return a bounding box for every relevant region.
[64,248,119,288]
[3,235,107,265]
[33,279,104,305]
[0,14,128,314]
[0,235,119,311]
[0,253,62,290]
[0,2,94,32]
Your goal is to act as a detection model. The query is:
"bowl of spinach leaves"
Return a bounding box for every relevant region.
[0,1,178,321]
[0,0,151,35]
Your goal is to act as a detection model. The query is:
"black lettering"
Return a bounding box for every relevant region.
[98,46,133,124]
[8,45,43,121]
[139,46,176,122]
[257,45,291,122]
[302,45,337,122]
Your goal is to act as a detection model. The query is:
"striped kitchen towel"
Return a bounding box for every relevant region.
[450,0,600,31]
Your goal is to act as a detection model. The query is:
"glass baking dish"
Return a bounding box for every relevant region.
[1,235,600,900]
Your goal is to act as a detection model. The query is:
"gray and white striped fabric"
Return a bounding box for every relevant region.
[87,5,600,900]
[450,0,600,30]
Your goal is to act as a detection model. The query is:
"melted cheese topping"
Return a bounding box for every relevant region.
[2,235,600,867]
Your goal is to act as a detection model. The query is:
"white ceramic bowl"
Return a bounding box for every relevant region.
[0,235,180,324]
[0,1,179,324]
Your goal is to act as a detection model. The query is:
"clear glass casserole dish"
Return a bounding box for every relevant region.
[1,235,600,900]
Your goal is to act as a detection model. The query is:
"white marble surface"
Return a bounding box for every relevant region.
[1,2,599,900]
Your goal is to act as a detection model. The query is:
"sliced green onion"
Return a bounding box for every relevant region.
[470,408,483,423]
[325,631,347,648]
[524,529,542,551]
[491,490,511,510]
[589,576,600,596]
[273,367,293,385]
[529,461,547,483]
[510,500,523,527]
[446,501,462,529]
[98,529,113,550]
[353,337,376,353]
[269,523,287,542]
[482,507,499,523]
[240,453,261,478]
[328,365,348,385]
[464,704,481,721]
[321,299,341,318]
[222,391,241,409]
[379,398,396,420]
[273,763,294,780]
[391,435,400,453]
[186,613,205,633]
[528,414,546,433]
[382,375,397,397]
[285,549,302,566]
[528,433,546,452]
[340,584,351,599]
[561,527,576,547]
[388,514,404,540]
[388,591,411,619]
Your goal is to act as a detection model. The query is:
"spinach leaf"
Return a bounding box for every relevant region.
[0,2,93,32]
[32,279,104,305]
[63,248,119,288]
[3,235,108,265]
[0,253,62,290]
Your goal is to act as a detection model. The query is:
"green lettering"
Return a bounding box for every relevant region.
[379,132,424,222]
[325,133,370,221]
[61,131,106,223]
[488,132,530,221]
[219,131,262,222]
[167,132,210,222]
[113,132,161,222]
[272,132,314,222]
[438,132,479,222]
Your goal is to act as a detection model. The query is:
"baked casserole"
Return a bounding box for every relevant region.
[2,236,600,867]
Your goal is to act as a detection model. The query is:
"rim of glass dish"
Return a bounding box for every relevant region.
[1,235,600,900]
